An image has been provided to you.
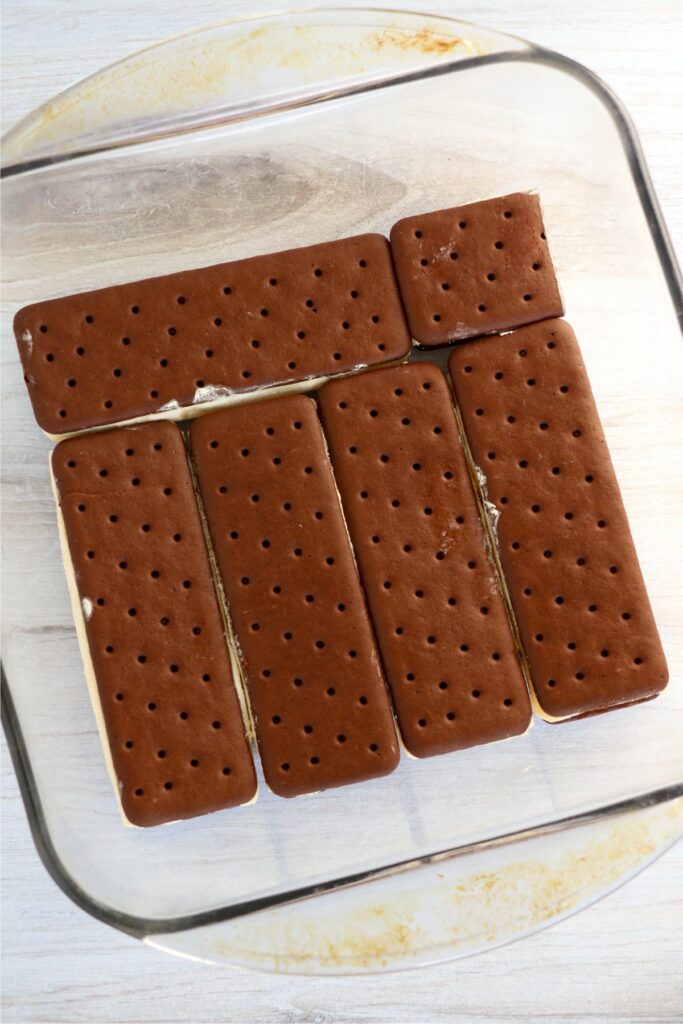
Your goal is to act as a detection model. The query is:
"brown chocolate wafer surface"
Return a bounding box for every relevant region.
[318,362,531,756]
[16,234,411,436]
[448,319,668,719]
[189,395,400,797]
[52,421,256,826]
[390,192,563,347]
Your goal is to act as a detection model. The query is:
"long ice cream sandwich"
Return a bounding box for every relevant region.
[448,319,668,719]
[52,421,257,825]
[16,234,411,436]
[189,395,400,797]
[318,362,531,755]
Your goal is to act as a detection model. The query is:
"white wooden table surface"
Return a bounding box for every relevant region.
[2,1,682,1021]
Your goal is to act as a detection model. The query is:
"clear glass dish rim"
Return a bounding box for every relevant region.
[2,7,682,943]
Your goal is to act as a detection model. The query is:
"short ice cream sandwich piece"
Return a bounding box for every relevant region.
[390,192,563,347]
[318,362,531,757]
[448,319,668,720]
[52,421,257,826]
[15,233,411,436]
[189,395,400,797]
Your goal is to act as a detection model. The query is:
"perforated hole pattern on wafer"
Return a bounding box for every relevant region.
[448,320,668,718]
[189,395,399,796]
[15,234,411,434]
[52,421,256,824]
[389,192,563,347]
[318,363,531,756]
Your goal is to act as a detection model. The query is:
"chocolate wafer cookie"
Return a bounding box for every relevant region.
[448,319,668,719]
[318,362,531,756]
[16,234,411,436]
[52,421,257,826]
[390,192,563,347]
[189,395,400,797]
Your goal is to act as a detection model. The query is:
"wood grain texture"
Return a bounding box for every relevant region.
[2,0,682,1021]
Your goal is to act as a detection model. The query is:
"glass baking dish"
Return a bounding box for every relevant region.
[2,7,682,968]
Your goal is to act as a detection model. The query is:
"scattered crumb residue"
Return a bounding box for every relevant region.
[433,243,457,262]
[473,463,487,492]
[193,384,234,404]
[190,799,683,972]
[230,627,245,670]
[369,27,473,56]
[440,525,455,553]
[447,324,471,341]
[10,17,481,163]
[484,499,501,535]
